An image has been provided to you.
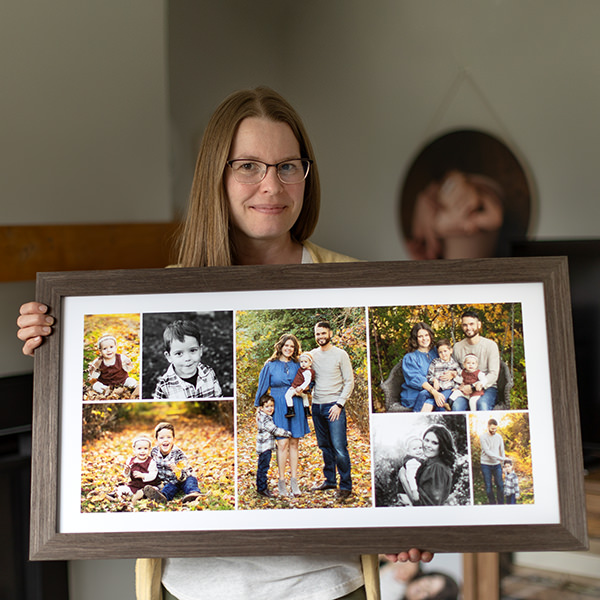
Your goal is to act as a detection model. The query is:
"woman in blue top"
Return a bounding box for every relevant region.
[255,333,310,497]
[400,322,446,411]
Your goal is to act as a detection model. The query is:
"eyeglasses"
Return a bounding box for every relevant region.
[226,158,312,185]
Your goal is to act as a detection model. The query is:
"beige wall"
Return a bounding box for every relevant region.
[1,0,170,376]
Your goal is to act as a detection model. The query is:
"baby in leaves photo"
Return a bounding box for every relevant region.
[143,422,203,504]
[108,434,160,503]
[153,320,222,399]
[88,333,139,398]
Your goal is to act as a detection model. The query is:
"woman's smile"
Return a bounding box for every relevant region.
[423,432,440,458]
[416,329,431,351]
[281,339,295,359]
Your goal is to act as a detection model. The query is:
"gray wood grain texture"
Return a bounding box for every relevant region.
[29,257,588,560]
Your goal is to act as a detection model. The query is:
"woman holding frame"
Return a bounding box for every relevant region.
[17,86,432,600]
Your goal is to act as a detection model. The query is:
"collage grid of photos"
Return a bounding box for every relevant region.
[79,301,534,517]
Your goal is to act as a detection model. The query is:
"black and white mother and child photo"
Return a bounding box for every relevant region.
[373,413,471,508]
[371,304,527,414]
[235,307,373,510]
[141,311,234,400]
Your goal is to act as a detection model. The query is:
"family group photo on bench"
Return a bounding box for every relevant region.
[370,304,525,414]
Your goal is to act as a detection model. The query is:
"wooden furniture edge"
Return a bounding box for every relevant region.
[0,222,180,281]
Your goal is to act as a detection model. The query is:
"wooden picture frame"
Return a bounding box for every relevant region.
[30,257,588,560]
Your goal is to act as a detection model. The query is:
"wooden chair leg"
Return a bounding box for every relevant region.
[135,558,163,600]
[462,552,500,600]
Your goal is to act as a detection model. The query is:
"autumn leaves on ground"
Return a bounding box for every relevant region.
[83,313,141,401]
[235,307,373,509]
[81,404,373,513]
[237,412,372,510]
[81,404,235,513]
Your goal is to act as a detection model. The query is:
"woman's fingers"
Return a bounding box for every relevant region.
[22,335,43,356]
[17,308,53,332]
[18,301,48,318]
[384,549,434,563]
[17,302,54,356]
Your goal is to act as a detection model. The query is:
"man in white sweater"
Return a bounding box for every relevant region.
[310,321,355,500]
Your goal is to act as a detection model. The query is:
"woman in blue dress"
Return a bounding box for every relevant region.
[255,333,310,497]
[400,322,445,411]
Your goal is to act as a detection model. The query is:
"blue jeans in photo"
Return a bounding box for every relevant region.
[505,493,517,504]
[256,449,272,492]
[451,386,498,411]
[312,402,352,491]
[481,463,504,504]
[415,388,453,412]
[161,475,200,501]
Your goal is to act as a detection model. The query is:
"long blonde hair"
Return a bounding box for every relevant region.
[176,86,321,267]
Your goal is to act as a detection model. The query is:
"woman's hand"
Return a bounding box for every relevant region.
[384,549,434,563]
[17,302,54,356]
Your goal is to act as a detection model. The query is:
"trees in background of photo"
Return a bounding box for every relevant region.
[370,303,526,411]
[469,412,533,505]
[236,307,368,434]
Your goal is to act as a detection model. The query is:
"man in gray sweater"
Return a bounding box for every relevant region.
[452,309,500,411]
[310,321,355,500]
[480,418,505,504]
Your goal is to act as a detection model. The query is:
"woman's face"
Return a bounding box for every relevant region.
[423,431,440,459]
[225,117,305,246]
[416,328,431,351]
[281,338,296,360]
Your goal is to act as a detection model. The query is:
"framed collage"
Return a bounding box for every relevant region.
[29,257,588,559]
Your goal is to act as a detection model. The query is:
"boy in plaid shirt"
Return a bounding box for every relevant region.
[421,339,460,412]
[153,319,222,399]
[503,458,520,504]
[143,421,202,504]
[256,393,291,498]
